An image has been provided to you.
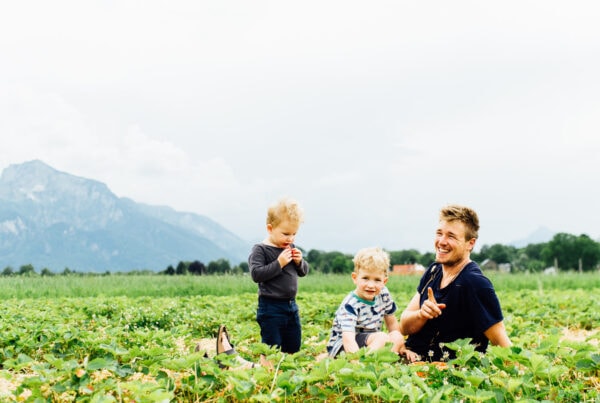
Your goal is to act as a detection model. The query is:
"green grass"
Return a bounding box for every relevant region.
[0,272,598,401]
[0,271,598,299]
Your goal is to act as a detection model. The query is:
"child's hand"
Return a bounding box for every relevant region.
[290,247,303,265]
[278,247,294,268]
[399,346,419,363]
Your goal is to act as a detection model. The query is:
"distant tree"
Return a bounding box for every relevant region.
[523,243,546,261]
[188,260,206,275]
[18,264,36,276]
[175,261,188,275]
[542,233,600,271]
[2,266,14,276]
[389,249,421,265]
[419,252,436,267]
[330,255,353,274]
[238,262,249,273]
[512,252,544,273]
[479,244,517,264]
[306,250,322,266]
[62,267,72,275]
[207,259,231,274]
[40,267,54,276]
[308,251,349,273]
[164,265,175,275]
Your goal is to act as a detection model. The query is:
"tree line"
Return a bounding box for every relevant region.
[3,232,599,277]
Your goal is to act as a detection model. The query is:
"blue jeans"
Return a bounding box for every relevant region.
[256,296,301,353]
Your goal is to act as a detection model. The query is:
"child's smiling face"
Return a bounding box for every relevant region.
[352,268,388,301]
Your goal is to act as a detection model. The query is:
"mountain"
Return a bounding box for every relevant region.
[509,226,556,248]
[0,160,251,272]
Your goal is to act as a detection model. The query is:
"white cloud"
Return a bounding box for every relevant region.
[1,1,600,252]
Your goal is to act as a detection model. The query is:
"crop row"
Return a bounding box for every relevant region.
[0,282,598,401]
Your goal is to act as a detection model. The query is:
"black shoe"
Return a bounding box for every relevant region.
[216,325,237,368]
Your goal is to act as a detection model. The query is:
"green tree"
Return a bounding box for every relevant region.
[330,255,353,274]
[523,243,546,261]
[2,266,14,276]
[188,260,206,275]
[419,252,436,267]
[40,267,54,276]
[317,251,352,273]
[237,262,249,273]
[19,264,36,276]
[512,252,544,273]
[541,233,600,271]
[389,249,421,265]
[207,259,231,274]
[175,261,188,275]
[479,244,517,264]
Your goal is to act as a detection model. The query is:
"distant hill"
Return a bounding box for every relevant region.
[0,160,251,272]
[509,226,556,248]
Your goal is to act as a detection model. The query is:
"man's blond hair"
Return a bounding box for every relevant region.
[266,197,304,227]
[440,204,480,241]
[353,247,390,276]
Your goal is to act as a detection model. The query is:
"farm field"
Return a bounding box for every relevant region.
[0,273,598,402]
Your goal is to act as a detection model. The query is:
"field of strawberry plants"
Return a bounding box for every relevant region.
[0,273,598,402]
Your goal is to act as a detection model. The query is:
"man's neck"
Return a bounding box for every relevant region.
[443,257,471,274]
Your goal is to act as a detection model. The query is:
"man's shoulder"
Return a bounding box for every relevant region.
[461,262,494,287]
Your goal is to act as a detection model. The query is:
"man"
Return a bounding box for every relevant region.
[400,205,511,361]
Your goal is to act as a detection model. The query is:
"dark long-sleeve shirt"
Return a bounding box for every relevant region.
[248,243,309,299]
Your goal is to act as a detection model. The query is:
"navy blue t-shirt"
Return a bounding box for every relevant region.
[405,262,504,361]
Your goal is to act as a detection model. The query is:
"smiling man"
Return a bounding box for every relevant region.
[399,205,512,362]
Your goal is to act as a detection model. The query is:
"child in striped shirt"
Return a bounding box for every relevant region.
[326,247,417,361]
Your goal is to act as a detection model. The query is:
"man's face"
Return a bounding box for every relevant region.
[434,219,476,267]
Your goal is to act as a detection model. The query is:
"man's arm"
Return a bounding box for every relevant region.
[399,292,428,335]
[400,289,446,335]
[484,321,512,347]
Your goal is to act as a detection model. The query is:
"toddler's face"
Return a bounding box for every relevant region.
[351,268,387,301]
[267,219,299,248]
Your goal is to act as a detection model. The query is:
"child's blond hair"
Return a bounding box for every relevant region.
[266,197,304,227]
[352,247,390,276]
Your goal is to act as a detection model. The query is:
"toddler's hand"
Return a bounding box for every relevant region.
[291,247,303,265]
[399,346,420,363]
[278,247,294,268]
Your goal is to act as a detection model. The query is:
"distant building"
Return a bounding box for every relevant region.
[391,263,425,275]
[498,263,511,273]
[481,259,511,273]
[480,259,498,271]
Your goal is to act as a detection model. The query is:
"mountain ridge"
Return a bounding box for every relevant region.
[0,160,250,272]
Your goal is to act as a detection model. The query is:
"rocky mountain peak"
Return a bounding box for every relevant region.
[0,161,250,271]
[0,159,114,204]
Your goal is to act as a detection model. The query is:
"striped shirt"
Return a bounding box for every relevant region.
[326,286,397,357]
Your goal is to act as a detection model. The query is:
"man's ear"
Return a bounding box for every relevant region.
[467,238,476,252]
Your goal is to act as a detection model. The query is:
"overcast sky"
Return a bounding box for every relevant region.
[1,1,599,254]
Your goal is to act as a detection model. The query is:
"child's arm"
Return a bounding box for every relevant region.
[385,314,419,362]
[249,246,285,283]
[384,314,401,333]
[341,331,360,354]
